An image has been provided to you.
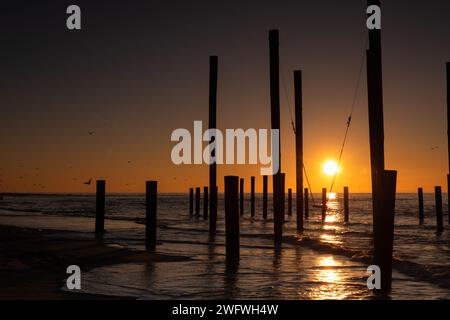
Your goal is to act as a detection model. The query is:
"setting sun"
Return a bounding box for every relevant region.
[323,160,339,176]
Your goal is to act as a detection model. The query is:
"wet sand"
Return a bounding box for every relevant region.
[0,225,189,299]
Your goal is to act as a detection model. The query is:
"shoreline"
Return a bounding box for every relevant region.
[0,225,190,300]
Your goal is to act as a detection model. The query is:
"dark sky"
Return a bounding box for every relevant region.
[1,0,450,193]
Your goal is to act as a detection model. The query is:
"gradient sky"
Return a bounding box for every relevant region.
[1,0,450,193]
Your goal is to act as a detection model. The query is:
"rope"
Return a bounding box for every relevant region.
[326,35,367,202]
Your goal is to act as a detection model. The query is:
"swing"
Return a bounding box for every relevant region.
[280,35,367,209]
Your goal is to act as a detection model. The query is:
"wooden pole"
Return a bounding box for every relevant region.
[146,181,157,250]
[344,186,349,223]
[447,62,450,222]
[251,176,255,217]
[195,187,200,217]
[321,188,327,222]
[263,175,268,220]
[366,0,397,294]
[269,29,283,243]
[239,178,244,216]
[209,56,218,234]
[377,170,397,293]
[281,173,286,221]
[288,188,292,216]
[304,188,309,219]
[203,186,209,220]
[95,180,105,235]
[294,70,304,232]
[189,188,193,215]
[435,186,444,233]
[418,187,424,223]
[225,176,240,266]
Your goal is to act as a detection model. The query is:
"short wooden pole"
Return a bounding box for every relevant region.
[263,175,268,220]
[281,173,286,221]
[344,186,349,223]
[146,181,157,249]
[225,176,240,266]
[273,173,283,242]
[288,188,292,216]
[418,187,424,223]
[304,188,309,219]
[95,180,105,235]
[251,176,255,217]
[203,186,209,220]
[435,186,444,233]
[239,178,244,216]
[321,188,327,221]
[448,175,450,225]
[189,188,193,215]
[195,187,200,217]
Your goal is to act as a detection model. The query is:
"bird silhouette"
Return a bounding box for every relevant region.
[83,179,92,185]
[88,131,94,136]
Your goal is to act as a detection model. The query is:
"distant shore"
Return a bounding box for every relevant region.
[0,225,190,300]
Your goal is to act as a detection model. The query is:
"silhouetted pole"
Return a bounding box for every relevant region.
[446,62,450,222]
[189,188,194,215]
[209,56,218,234]
[304,188,309,219]
[344,186,349,223]
[294,70,304,232]
[263,175,268,220]
[239,178,244,216]
[288,189,292,216]
[269,29,283,243]
[435,186,444,233]
[418,187,424,223]
[146,181,157,250]
[366,0,397,294]
[251,176,255,217]
[195,187,200,217]
[321,188,327,221]
[281,173,286,221]
[95,180,105,235]
[203,186,209,220]
[225,176,240,266]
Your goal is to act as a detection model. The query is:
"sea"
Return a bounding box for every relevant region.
[0,193,449,300]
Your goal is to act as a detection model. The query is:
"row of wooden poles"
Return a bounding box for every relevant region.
[418,187,450,233]
[188,180,350,223]
[94,178,352,252]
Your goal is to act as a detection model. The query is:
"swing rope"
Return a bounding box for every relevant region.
[279,34,367,206]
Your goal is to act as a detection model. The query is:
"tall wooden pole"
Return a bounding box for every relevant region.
[294,70,304,232]
[209,56,218,234]
[446,62,450,223]
[269,29,283,243]
[366,0,397,294]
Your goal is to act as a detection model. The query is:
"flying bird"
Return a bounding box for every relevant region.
[88,131,94,136]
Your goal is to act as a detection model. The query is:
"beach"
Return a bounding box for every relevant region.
[1,193,450,300]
